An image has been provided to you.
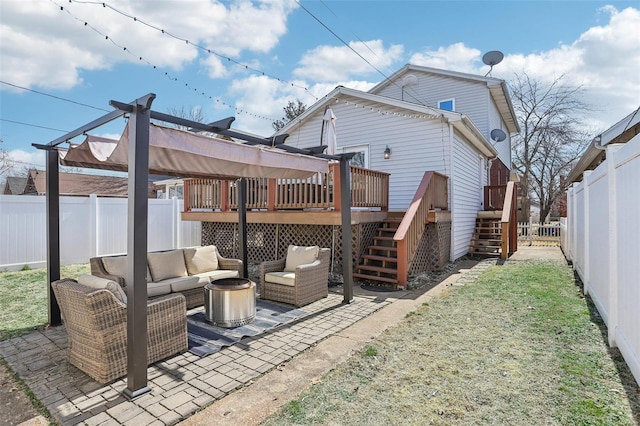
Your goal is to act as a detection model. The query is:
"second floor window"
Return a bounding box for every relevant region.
[438,99,455,111]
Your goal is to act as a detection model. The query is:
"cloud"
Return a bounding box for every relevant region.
[406,7,640,130]
[409,43,482,73]
[8,149,46,170]
[497,6,640,129]
[0,0,298,90]
[293,40,404,81]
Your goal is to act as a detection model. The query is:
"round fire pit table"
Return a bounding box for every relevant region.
[204,278,256,328]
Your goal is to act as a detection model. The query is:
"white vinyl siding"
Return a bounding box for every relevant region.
[374,73,490,136]
[283,95,451,211]
[488,100,512,169]
[451,131,484,260]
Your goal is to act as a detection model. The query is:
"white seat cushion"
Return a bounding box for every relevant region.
[192,270,239,283]
[77,274,127,303]
[146,281,172,297]
[147,250,188,282]
[163,276,202,293]
[183,245,219,275]
[265,271,296,287]
[284,245,319,272]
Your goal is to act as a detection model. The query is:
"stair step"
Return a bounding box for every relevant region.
[353,273,399,284]
[470,251,501,258]
[356,264,398,274]
[373,236,395,242]
[368,245,398,253]
[378,227,398,233]
[362,254,398,263]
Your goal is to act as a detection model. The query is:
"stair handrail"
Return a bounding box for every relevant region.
[393,171,448,287]
[500,181,517,259]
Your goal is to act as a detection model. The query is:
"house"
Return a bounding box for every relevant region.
[3,169,159,198]
[183,64,521,287]
[2,176,28,195]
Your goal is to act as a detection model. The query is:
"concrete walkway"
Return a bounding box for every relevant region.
[0,246,565,425]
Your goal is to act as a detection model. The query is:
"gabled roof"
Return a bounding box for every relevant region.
[23,169,158,198]
[368,64,520,134]
[567,108,640,183]
[276,86,498,158]
[3,176,27,194]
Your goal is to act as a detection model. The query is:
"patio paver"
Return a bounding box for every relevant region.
[0,293,391,425]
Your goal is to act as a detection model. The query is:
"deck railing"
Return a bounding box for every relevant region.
[393,171,449,287]
[183,163,390,212]
[500,181,518,259]
[484,185,507,210]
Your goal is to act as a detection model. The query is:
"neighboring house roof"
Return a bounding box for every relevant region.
[277,85,498,158]
[368,64,520,134]
[3,176,27,194]
[566,108,640,183]
[23,169,158,198]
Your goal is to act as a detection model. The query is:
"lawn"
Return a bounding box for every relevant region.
[263,261,640,425]
[0,264,89,340]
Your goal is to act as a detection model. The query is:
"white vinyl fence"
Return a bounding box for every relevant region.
[0,195,201,271]
[564,134,640,386]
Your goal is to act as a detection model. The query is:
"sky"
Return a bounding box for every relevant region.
[1,0,639,172]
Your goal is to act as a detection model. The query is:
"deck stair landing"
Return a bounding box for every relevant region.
[469,210,503,258]
[354,217,401,287]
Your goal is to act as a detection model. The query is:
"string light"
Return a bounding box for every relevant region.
[51,0,279,122]
[66,0,320,101]
[0,81,110,112]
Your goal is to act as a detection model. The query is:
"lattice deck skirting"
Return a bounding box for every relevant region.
[203,220,451,279]
[409,221,452,276]
[202,221,382,274]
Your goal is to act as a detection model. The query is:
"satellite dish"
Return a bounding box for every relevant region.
[490,128,507,143]
[482,50,504,76]
[401,74,418,87]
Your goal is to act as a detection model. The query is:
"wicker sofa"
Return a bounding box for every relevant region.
[259,246,330,307]
[52,276,188,384]
[90,245,242,308]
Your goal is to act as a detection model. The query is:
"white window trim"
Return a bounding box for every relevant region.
[438,98,455,111]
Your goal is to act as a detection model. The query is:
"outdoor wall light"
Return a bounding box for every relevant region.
[384,145,391,159]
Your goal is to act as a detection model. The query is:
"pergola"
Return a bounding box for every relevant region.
[34,93,355,398]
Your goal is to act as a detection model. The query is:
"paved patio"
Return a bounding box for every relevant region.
[0,292,393,425]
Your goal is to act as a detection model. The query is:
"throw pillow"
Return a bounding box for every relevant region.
[77,274,127,303]
[102,255,152,284]
[284,245,320,272]
[183,245,219,275]
[147,250,188,282]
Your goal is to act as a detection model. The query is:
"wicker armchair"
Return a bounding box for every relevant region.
[51,278,188,384]
[259,247,330,307]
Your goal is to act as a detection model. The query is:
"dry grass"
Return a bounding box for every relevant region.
[0,264,90,340]
[263,261,640,425]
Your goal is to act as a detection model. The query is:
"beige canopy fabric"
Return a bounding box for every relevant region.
[61,123,329,179]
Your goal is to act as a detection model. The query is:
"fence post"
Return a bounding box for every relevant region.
[582,170,593,296]
[89,194,99,257]
[172,197,180,249]
[528,216,533,246]
[607,145,623,348]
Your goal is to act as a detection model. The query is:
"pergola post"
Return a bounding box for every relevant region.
[339,156,354,304]
[238,178,248,278]
[123,94,155,399]
[46,148,61,326]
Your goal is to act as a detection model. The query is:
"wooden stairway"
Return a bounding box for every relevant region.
[354,217,401,287]
[469,211,503,258]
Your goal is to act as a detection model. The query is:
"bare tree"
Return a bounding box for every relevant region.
[166,105,206,129]
[510,73,592,222]
[272,99,307,132]
[1,139,16,182]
